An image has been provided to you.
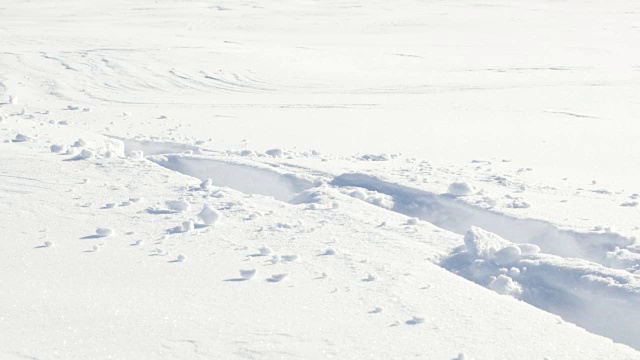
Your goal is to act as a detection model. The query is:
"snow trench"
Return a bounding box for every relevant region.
[108,136,201,156]
[149,155,320,202]
[116,138,319,202]
[333,173,640,350]
[331,173,634,266]
[117,137,640,349]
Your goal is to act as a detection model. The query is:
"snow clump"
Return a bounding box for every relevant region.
[166,199,190,213]
[447,181,475,196]
[198,204,221,226]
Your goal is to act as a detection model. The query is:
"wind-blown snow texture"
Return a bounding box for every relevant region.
[2,0,640,359]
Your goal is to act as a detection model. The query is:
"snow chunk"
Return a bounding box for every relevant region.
[265,148,284,157]
[406,218,419,225]
[464,226,511,260]
[240,269,257,280]
[165,199,190,213]
[406,316,425,325]
[96,227,114,237]
[198,204,221,226]
[72,149,94,160]
[349,189,367,201]
[517,243,541,256]
[50,144,67,153]
[604,247,640,270]
[507,198,531,209]
[13,134,33,143]
[489,275,523,296]
[182,220,194,233]
[200,178,213,190]
[321,248,336,256]
[128,150,144,160]
[73,138,87,147]
[447,181,475,196]
[493,245,522,266]
[268,273,288,282]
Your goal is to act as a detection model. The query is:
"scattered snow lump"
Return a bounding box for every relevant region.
[447,181,475,196]
[13,134,33,142]
[464,226,511,260]
[493,245,522,266]
[517,243,541,256]
[50,144,67,153]
[96,228,114,237]
[176,254,187,262]
[489,275,523,296]
[165,199,190,213]
[198,204,221,226]
[265,148,284,157]
[406,316,425,325]
[72,138,87,147]
[321,248,336,256]
[349,189,367,201]
[182,220,194,233]
[362,274,377,282]
[240,269,257,280]
[406,218,419,226]
[268,273,288,282]
[200,178,213,190]
[71,149,94,160]
[128,150,144,160]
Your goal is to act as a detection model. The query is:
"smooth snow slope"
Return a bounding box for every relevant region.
[2,0,640,358]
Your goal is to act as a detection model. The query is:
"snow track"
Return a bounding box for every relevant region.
[148,155,320,202]
[140,149,640,349]
[332,173,635,266]
[333,173,640,349]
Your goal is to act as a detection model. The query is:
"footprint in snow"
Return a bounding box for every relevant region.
[369,307,383,314]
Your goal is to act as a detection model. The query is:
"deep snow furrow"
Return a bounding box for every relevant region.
[331,173,635,267]
[148,155,320,202]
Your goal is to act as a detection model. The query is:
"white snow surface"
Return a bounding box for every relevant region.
[1,0,640,359]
